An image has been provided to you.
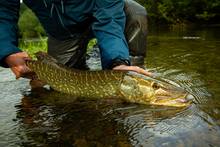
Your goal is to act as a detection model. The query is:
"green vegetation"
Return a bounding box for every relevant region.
[137,0,220,24]
[19,38,47,58]
[18,4,46,39]
[19,37,97,58]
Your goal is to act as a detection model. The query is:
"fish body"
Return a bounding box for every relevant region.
[26,52,193,107]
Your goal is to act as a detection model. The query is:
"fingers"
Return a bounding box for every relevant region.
[17,51,29,58]
[10,65,30,79]
[11,66,22,79]
[129,66,152,77]
[5,52,33,79]
[16,65,35,79]
[20,52,32,60]
[138,67,152,76]
[113,65,152,77]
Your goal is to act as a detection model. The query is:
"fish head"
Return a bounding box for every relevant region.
[120,72,193,107]
[148,80,194,107]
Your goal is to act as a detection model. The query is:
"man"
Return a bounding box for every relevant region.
[0,0,151,79]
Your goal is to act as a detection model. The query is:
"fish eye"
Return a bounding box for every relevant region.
[151,82,160,90]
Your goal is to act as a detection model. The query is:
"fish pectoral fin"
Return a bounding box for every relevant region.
[30,78,47,89]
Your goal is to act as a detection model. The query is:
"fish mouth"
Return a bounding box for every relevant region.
[147,82,194,107]
[151,91,194,107]
[175,94,194,103]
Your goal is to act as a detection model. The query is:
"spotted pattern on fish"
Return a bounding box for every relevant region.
[26,52,193,107]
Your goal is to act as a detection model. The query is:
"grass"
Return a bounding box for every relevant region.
[19,38,97,59]
[19,37,47,59]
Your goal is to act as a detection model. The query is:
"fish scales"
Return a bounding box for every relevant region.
[26,52,193,107]
[27,60,125,99]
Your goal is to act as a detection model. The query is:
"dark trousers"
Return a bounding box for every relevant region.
[48,0,147,69]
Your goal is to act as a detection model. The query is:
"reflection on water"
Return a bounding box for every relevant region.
[1,26,220,146]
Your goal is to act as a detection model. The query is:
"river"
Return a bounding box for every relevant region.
[0,25,220,146]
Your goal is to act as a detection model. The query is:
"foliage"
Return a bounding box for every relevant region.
[137,0,220,24]
[18,4,46,39]
[19,38,97,58]
[19,38,47,58]
[87,38,97,50]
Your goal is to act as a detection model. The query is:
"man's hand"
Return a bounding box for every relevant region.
[113,65,152,76]
[5,52,34,79]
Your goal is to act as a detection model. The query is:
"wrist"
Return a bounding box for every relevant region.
[5,53,18,67]
[0,51,21,68]
[109,58,130,69]
[4,52,29,67]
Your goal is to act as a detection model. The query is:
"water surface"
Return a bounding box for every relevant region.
[0,25,220,146]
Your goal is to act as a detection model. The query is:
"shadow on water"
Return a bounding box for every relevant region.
[1,25,220,146]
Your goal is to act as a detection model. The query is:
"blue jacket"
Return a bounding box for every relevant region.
[0,0,130,69]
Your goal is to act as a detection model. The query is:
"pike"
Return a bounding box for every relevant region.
[26,52,193,107]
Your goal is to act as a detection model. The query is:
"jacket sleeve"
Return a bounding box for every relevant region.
[0,0,21,67]
[92,0,130,69]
